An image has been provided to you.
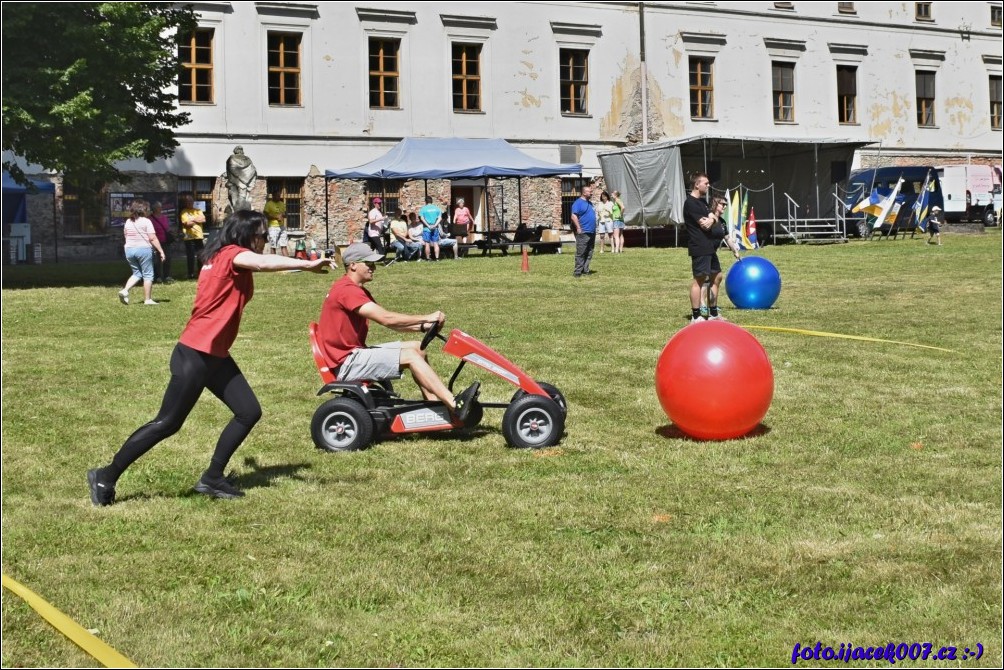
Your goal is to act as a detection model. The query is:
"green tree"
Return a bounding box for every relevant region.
[1,3,196,188]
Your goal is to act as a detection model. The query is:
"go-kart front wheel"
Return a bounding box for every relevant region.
[501,394,565,449]
[510,381,568,418]
[311,398,374,452]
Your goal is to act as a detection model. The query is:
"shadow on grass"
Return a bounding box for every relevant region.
[2,261,193,290]
[231,457,312,491]
[655,423,771,442]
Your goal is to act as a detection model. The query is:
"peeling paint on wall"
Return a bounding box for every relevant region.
[600,55,640,139]
[599,54,667,143]
[867,91,911,146]
[517,89,543,108]
[657,94,685,138]
[944,96,975,136]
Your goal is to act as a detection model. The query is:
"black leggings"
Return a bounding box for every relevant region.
[109,343,262,480]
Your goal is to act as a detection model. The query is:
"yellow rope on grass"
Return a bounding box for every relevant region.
[2,573,137,668]
[742,325,955,353]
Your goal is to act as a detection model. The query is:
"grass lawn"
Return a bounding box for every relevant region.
[2,232,1001,667]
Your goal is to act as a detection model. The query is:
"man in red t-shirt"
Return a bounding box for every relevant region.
[318,243,479,420]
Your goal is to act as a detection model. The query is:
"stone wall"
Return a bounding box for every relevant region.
[15,170,579,263]
[858,153,999,168]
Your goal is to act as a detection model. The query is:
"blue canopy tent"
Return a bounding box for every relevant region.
[4,171,56,262]
[324,137,582,248]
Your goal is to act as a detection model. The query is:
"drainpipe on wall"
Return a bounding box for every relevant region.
[640,2,648,146]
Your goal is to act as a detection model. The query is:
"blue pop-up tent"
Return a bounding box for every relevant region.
[325,137,581,180]
[3,171,55,224]
[4,171,57,262]
[324,138,581,247]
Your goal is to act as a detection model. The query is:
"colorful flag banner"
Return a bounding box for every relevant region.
[740,207,759,249]
[871,177,904,229]
[913,170,933,232]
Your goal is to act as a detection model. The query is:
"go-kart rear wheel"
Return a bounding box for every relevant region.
[510,381,568,417]
[502,394,565,449]
[311,398,374,452]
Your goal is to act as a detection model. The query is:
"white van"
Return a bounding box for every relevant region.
[935,165,1001,225]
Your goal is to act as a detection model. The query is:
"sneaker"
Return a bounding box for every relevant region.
[144,299,159,305]
[118,289,129,305]
[708,314,728,322]
[699,306,710,318]
[193,473,245,499]
[87,468,116,506]
[452,381,481,423]
[163,277,176,285]
[690,316,707,324]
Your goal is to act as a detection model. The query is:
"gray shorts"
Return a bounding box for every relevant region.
[337,342,405,381]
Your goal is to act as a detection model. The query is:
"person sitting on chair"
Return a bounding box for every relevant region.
[317,243,479,420]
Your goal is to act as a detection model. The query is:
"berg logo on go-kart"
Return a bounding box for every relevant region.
[400,407,453,428]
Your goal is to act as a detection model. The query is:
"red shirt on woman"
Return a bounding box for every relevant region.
[178,245,254,356]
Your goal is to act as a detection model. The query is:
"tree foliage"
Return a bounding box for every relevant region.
[1,3,196,187]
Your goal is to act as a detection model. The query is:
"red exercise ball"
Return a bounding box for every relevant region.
[655,321,774,440]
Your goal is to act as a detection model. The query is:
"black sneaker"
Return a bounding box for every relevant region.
[453,381,481,423]
[193,473,245,499]
[87,468,116,506]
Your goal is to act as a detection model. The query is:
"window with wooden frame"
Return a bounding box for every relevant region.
[772,62,795,122]
[369,38,400,109]
[559,48,589,115]
[268,32,301,106]
[992,5,1003,28]
[837,2,856,14]
[365,180,402,220]
[560,177,589,228]
[62,182,105,235]
[915,2,932,21]
[178,28,214,103]
[916,70,936,126]
[266,178,304,229]
[177,178,216,227]
[689,56,715,119]
[837,65,857,124]
[991,75,1002,130]
[452,43,482,112]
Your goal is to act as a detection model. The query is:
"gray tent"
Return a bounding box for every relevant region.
[597,143,685,227]
[599,134,875,227]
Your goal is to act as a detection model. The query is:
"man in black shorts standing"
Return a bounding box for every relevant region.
[683,173,740,323]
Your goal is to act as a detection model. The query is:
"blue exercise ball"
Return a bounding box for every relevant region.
[725,256,782,309]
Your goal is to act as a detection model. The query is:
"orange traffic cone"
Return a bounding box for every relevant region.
[521,245,530,272]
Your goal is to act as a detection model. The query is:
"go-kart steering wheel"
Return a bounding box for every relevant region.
[420,319,443,350]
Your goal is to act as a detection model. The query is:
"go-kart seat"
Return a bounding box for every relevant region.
[309,322,337,384]
[308,322,397,394]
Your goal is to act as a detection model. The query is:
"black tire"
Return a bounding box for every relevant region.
[502,394,565,449]
[510,381,568,417]
[983,208,997,227]
[311,398,374,452]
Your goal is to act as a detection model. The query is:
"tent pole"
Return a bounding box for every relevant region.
[484,176,489,233]
[53,188,59,263]
[814,143,821,221]
[520,177,527,234]
[324,176,329,250]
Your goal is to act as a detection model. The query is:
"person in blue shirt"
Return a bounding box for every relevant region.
[419,196,444,261]
[570,185,597,277]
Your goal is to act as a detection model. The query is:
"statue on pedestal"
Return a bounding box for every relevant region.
[226,145,257,211]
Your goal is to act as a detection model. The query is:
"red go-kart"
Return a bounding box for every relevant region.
[308,321,567,451]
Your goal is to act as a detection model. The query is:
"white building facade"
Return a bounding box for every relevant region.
[12,1,1003,259]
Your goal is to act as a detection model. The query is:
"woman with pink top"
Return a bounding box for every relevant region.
[149,201,174,284]
[118,201,166,305]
